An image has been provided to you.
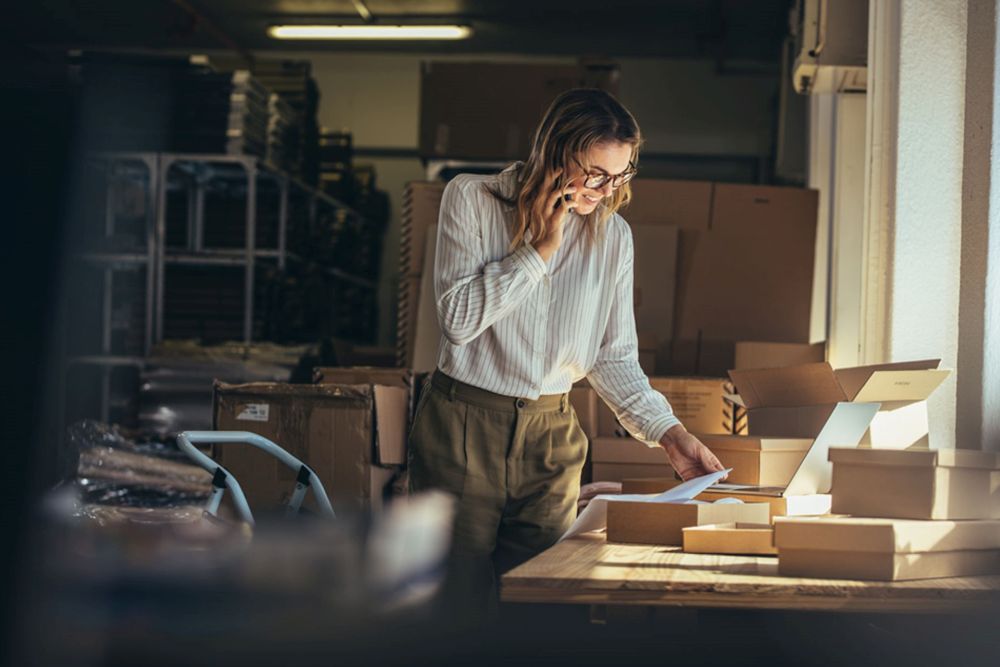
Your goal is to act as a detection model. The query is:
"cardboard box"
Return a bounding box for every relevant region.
[592,462,673,483]
[625,181,819,372]
[775,516,1000,581]
[993,471,1000,520]
[419,62,618,160]
[398,182,444,278]
[632,223,678,374]
[313,367,412,389]
[594,377,734,437]
[213,382,406,515]
[396,275,423,368]
[697,435,812,487]
[592,436,668,465]
[569,386,598,440]
[606,500,771,546]
[683,522,777,556]
[729,359,950,448]
[829,447,1000,520]
[734,341,826,370]
[621,478,832,520]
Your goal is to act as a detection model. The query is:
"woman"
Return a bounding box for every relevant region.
[408,88,724,613]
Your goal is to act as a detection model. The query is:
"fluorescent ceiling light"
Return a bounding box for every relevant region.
[267,25,473,40]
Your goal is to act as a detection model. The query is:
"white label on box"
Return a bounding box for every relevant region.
[236,403,269,422]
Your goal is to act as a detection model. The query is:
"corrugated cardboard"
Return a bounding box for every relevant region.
[398,182,445,278]
[993,471,1000,520]
[631,225,678,374]
[592,462,672,483]
[594,377,734,437]
[621,478,832,520]
[419,62,618,160]
[734,341,826,369]
[396,275,423,368]
[213,382,404,515]
[729,359,950,448]
[683,522,777,556]
[697,435,812,486]
[829,447,999,520]
[606,500,771,546]
[775,516,1000,581]
[569,386,598,440]
[412,223,440,373]
[313,367,412,389]
[592,436,668,465]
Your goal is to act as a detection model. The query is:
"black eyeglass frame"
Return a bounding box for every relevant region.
[572,156,638,190]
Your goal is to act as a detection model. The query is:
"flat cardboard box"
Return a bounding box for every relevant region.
[729,359,950,448]
[606,500,771,546]
[419,62,618,160]
[412,223,440,373]
[993,471,1000,520]
[592,436,668,465]
[775,516,1000,580]
[592,462,673,483]
[396,275,423,368]
[697,435,812,487]
[213,381,405,515]
[569,386,599,440]
[829,447,1000,520]
[683,522,777,556]
[631,224,678,374]
[734,341,826,369]
[621,478,832,520]
[398,182,445,277]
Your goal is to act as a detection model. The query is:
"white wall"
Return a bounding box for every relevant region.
[273,51,781,345]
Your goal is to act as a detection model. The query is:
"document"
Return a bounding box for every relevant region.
[560,468,732,540]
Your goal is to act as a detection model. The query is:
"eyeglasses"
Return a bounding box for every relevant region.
[573,157,638,190]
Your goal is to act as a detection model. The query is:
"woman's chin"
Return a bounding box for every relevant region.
[575,201,599,215]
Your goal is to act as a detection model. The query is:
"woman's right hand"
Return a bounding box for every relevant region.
[532,168,579,262]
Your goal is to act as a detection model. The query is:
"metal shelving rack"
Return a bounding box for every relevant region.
[66,150,377,424]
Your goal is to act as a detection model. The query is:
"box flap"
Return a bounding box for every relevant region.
[373,385,409,466]
[833,359,941,400]
[728,363,845,408]
[829,447,999,470]
[851,369,950,403]
[784,402,880,496]
[774,516,1000,553]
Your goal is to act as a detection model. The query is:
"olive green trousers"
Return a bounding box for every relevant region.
[408,370,588,618]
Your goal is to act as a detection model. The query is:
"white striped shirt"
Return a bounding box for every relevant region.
[433,164,680,446]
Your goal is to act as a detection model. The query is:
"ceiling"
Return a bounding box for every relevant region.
[10,0,792,62]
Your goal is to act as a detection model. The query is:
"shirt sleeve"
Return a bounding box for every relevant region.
[586,222,682,447]
[434,177,548,346]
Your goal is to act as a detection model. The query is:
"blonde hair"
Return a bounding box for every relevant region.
[487,88,642,249]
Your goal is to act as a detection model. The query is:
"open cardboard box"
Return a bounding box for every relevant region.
[683,522,777,556]
[698,434,812,487]
[774,516,1000,581]
[729,359,950,448]
[829,447,1000,520]
[624,402,880,519]
[607,500,770,547]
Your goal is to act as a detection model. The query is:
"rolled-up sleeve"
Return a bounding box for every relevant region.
[586,225,681,446]
[434,178,547,346]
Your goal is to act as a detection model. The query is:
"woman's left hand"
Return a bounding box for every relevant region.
[658,425,727,481]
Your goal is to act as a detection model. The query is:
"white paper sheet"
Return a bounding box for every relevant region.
[560,468,732,540]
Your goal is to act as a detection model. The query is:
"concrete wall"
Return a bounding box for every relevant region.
[271,51,782,345]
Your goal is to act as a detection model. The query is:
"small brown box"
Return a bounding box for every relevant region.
[683,522,777,556]
[829,447,999,520]
[775,516,1000,581]
[697,435,811,487]
[606,500,770,546]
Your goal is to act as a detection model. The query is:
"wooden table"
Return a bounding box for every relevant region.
[501,534,1000,614]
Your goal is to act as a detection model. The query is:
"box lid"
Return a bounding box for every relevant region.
[729,360,950,408]
[774,517,1000,553]
[828,447,1000,470]
[698,434,813,453]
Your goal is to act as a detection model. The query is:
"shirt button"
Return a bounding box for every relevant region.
[516,399,526,409]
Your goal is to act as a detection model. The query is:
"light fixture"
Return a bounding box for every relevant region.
[267,25,473,40]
